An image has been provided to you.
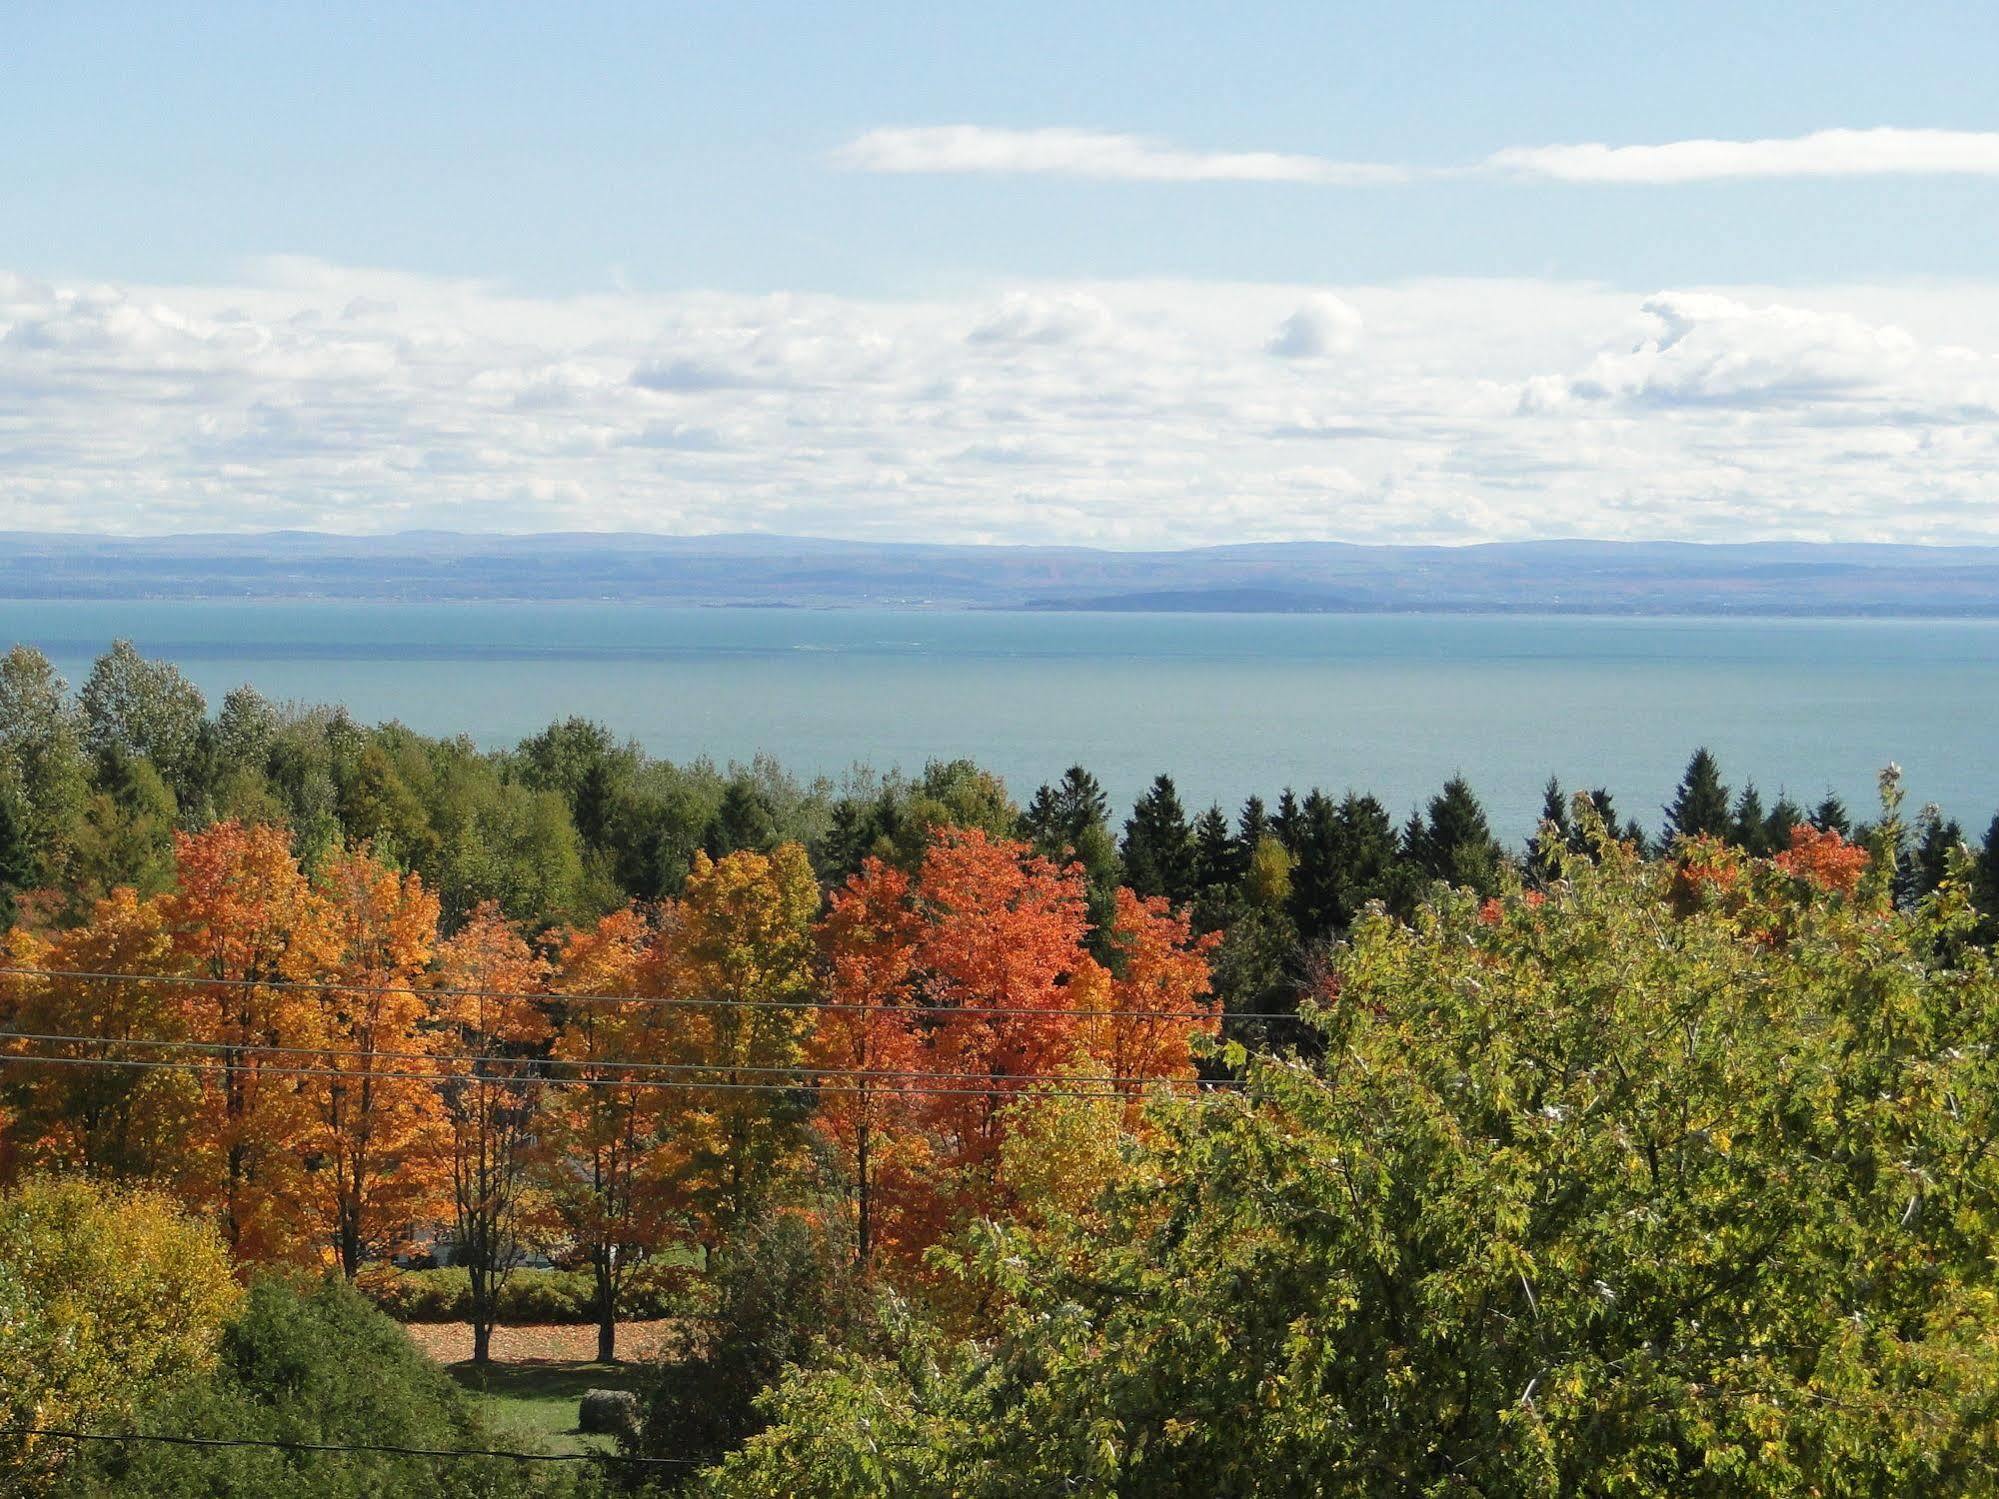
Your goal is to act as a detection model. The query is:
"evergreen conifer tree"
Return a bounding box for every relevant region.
[1272,788,1303,852]
[1970,812,1999,938]
[1765,794,1805,853]
[0,779,31,924]
[1410,776,1502,896]
[1811,794,1853,838]
[1192,805,1243,893]
[1906,805,1964,906]
[1237,795,1270,851]
[1729,783,1770,855]
[1122,774,1196,905]
[1662,748,1732,846]
[1530,777,1569,883]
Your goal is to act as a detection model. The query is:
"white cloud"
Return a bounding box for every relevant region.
[840,123,1999,189]
[1489,127,1999,184]
[2,263,1997,545]
[1268,296,1364,358]
[1520,292,1932,411]
[967,292,1113,347]
[834,125,1407,185]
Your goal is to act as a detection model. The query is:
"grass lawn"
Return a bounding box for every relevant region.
[448,1359,646,1457]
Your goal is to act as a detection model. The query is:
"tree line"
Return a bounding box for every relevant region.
[7,641,1998,1017]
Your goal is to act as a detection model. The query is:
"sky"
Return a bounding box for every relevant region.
[5,1,1999,545]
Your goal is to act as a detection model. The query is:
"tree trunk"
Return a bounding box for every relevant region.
[472,1318,493,1365]
[594,1253,617,1363]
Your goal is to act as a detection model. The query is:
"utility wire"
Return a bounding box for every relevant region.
[0,1029,1241,1092]
[0,963,1299,1025]
[0,1049,1236,1102]
[0,1425,693,1466]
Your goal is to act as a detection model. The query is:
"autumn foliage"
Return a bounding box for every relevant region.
[0,820,1223,1307]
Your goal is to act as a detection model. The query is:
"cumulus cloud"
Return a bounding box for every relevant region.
[1520,292,1929,411]
[2,263,1997,544]
[967,291,1113,347]
[834,125,1407,185]
[1489,127,1999,184]
[1267,295,1363,358]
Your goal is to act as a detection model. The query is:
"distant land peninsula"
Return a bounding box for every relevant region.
[6,531,1999,616]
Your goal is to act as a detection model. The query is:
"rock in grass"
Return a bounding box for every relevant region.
[579,1387,640,1436]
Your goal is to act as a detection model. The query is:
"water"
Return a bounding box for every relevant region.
[5,601,1997,842]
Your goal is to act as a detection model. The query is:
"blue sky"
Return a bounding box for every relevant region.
[5,2,1999,542]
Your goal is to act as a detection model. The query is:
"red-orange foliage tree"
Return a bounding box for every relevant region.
[811,859,924,1267]
[541,904,670,1362]
[159,822,337,1261]
[434,900,550,1365]
[308,845,445,1276]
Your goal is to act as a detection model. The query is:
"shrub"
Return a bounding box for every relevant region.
[630,1207,860,1473]
[52,1276,597,1497]
[0,1177,239,1489]
[358,1261,700,1324]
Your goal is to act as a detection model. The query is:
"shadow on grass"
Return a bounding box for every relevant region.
[449,1360,644,1402]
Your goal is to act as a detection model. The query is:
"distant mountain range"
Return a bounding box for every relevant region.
[6,531,1999,615]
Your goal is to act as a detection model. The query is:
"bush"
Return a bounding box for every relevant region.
[52,1276,597,1497]
[631,1208,860,1474]
[0,1178,239,1489]
[358,1261,699,1324]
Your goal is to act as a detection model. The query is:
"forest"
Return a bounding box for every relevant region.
[7,640,1999,1494]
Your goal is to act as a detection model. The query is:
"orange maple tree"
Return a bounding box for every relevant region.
[158,822,338,1261]
[307,845,446,1276]
[433,900,551,1364]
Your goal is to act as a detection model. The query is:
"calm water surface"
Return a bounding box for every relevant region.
[5,602,1996,841]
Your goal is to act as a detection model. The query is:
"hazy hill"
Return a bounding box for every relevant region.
[4,532,1999,614]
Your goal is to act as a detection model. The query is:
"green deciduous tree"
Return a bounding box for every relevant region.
[702,828,1999,1496]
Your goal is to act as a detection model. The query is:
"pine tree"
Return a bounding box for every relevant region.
[1765,794,1805,853]
[1122,775,1196,906]
[1906,805,1964,905]
[1662,748,1732,846]
[1410,777,1502,896]
[1192,805,1243,894]
[1970,812,1999,934]
[0,779,31,925]
[1530,777,1569,883]
[1811,794,1853,839]
[1023,766,1111,854]
[1288,791,1399,944]
[1272,789,1303,852]
[1729,783,1770,855]
[1237,795,1270,850]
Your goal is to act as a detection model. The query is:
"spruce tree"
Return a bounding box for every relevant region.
[1288,791,1400,944]
[1971,812,1999,935]
[0,780,31,924]
[1122,774,1196,906]
[1411,776,1502,897]
[1729,783,1770,855]
[1237,795,1270,851]
[1192,805,1244,894]
[1662,748,1732,846]
[1906,805,1964,905]
[1765,794,1805,853]
[1530,777,1569,883]
[1272,789,1303,852]
[1811,794,1853,839]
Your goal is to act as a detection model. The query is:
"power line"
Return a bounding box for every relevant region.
[0,1049,1237,1102]
[0,1029,1240,1092]
[0,1424,693,1466]
[0,963,1295,1025]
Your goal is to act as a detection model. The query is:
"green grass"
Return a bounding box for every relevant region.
[449,1360,646,1457]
